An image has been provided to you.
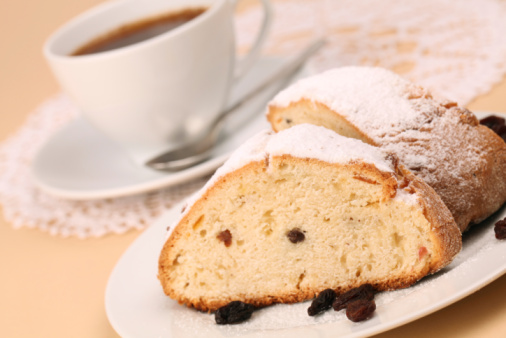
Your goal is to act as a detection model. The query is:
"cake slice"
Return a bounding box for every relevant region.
[267,67,506,232]
[158,124,461,312]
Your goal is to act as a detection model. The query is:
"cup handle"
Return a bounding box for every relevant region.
[233,0,273,81]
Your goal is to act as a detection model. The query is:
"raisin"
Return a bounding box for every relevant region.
[217,229,232,247]
[480,115,506,134]
[307,289,336,316]
[497,124,506,135]
[333,284,376,311]
[494,218,506,240]
[497,124,506,142]
[346,299,376,322]
[215,301,256,324]
[287,228,305,243]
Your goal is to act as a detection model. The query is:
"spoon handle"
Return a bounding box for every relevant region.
[146,38,325,171]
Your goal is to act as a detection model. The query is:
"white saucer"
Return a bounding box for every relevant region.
[31,57,309,200]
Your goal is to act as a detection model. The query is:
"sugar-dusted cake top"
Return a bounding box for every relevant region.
[213,123,396,187]
[265,123,395,172]
[269,67,439,139]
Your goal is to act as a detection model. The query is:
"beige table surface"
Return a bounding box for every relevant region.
[1,0,506,337]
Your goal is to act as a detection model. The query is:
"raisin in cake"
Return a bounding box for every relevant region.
[267,67,506,232]
[158,124,461,312]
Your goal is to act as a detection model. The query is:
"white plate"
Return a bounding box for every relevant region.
[31,57,308,200]
[106,197,506,338]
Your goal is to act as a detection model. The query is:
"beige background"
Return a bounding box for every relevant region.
[1,0,506,337]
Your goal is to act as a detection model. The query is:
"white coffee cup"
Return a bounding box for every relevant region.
[44,0,272,164]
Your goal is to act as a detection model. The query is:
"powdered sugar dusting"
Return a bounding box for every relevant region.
[270,67,438,140]
[393,188,419,205]
[265,124,395,173]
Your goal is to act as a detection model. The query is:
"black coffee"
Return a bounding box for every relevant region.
[72,7,207,56]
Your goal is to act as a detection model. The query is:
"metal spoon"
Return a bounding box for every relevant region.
[145,38,325,171]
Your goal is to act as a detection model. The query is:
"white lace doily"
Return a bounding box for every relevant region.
[2,0,506,238]
[236,0,506,105]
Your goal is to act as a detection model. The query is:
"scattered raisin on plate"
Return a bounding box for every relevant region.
[479,115,506,141]
[333,284,376,311]
[346,299,376,322]
[494,218,506,240]
[307,284,378,322]
[215,301,256,325]
[307,289,336,316]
